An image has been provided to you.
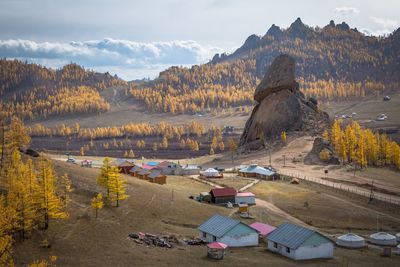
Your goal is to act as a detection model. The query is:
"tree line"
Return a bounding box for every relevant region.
[325,120,400,169]
[0,116,70,266]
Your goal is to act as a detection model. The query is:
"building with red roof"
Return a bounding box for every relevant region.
[210,187,236,204]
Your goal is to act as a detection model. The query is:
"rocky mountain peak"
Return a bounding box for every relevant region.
[265,24,283,37]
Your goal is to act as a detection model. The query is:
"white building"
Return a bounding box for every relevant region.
[198,214,259,247]
[266,223,334,260]
[336,233,365,248]
[235,192,256,205]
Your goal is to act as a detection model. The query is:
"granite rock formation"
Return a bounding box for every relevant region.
[239,54,329,150]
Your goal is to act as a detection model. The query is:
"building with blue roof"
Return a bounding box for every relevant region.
[239,164,278,180]
[266,222,333,260]
[198,214,258,247]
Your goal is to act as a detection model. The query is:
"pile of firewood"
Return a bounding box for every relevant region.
[128,232,204,248]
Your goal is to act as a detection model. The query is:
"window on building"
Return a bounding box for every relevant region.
[213,236,217,241]
[203,232,206,238]
[286,247,290,253]
[274,242,278,248]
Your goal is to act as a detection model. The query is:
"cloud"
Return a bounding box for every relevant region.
[371,17,399,31]
[361,17,399,36]
[334,6,360,16]
[0,38,222,80]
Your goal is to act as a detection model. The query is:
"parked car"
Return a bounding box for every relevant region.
[376,114,387,121]
[383,95,391,101]
[66,157,76,163]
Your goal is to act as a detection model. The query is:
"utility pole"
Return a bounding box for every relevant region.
[369,179,375,204]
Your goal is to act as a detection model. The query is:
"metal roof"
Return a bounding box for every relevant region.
[138,169,151,175]
[146,161,160,166]
[183,165,199,170]
[207,242,228,249]
[210,187,237,197]
[129,165,142,173]
[236,192,255,197]
[239,165,275,176]
[266,223,316,249]
[148,170,164,179]
[250,222,276,236]
[198,214,240,238]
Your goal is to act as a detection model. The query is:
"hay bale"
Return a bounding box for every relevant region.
[290,178,300,184]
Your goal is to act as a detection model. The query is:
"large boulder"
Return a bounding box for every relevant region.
[304,137,340,165]
[239,54,329,149]
[254,55,297,103]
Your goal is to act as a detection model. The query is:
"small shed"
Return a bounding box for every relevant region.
[198,214,259,247]
[207,242,228,260]
[266,222,334,260]
[137,169,151,180]
[210,187,237,204]
[112,159,135,174]
[148,170,167,185]
[250,222,276,238]
[201,168,223,178]
[370,232,397,246]
[336,233,365,248]
[238,203,249,213]
[128,165,142,177]
[235,192,256,205]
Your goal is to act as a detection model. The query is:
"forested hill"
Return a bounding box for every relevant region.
[0,60,126,120]
[129,19,400,114]
[211,18,400,82]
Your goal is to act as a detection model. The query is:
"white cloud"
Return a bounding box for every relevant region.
[371,17,399,31]
[361,17,399,36]
[0,38,222,80]
[334,6,360,16]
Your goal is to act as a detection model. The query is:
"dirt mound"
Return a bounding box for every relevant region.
[239,54,330,150]
[304,137,340,165]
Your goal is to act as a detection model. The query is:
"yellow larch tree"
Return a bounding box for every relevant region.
[97,157,112,198]
[36,159,68,229]
[281,131,287,144]
[107,167,128,207]
[91,193,104,218]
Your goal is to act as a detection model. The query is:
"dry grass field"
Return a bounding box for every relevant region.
[250,181,400,234]
[12,159,400,267]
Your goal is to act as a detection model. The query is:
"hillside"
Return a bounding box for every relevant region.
[0,60,126,120]
[129,18,400,114]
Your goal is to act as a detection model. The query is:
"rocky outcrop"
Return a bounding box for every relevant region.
[239,54,329,150]
[265,24,283,38]
[304,137,340,165]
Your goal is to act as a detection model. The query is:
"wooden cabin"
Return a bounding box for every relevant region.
[148,170,167,185]
[128,165,142,177]
[137,169,151,180]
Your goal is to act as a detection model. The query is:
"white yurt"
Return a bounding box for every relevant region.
[202,168,221,178]
[396,233,400,242]
[336,233,365,248]
[369,232,397,246]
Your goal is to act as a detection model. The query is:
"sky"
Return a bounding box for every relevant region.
[0,0,399,80]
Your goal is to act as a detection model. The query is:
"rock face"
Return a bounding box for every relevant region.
[304,137,340,165]
[239,54,329,149]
